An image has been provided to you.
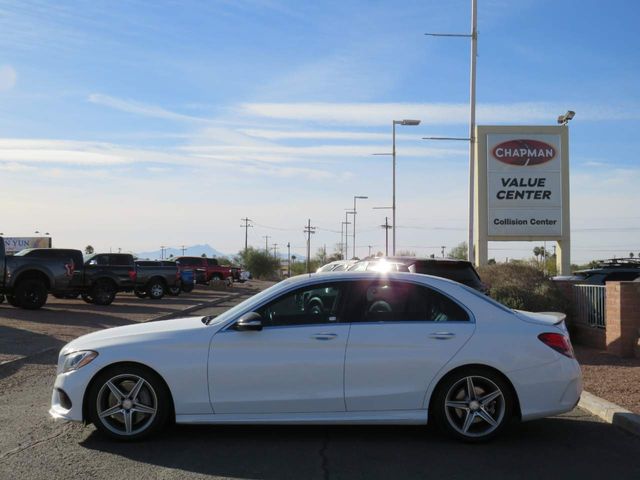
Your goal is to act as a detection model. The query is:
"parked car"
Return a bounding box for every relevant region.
[174,256,232,284]
[347,257,487,293]
[0,240,84,309]
[134,261,181,300]
[50,271,580,442]
[316,260,358,273]
[553,258,640,285]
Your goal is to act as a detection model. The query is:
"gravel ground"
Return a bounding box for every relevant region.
[575,345,640,413]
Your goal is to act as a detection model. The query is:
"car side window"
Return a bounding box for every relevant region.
[348,281,469,323]
[256,283,345,328]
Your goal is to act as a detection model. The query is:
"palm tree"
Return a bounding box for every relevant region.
[85,245,94,255]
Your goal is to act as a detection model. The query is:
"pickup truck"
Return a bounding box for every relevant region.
[0,241,84,309]
[174,256,232,284]
[133,261,181,299]
[80,253,137,305]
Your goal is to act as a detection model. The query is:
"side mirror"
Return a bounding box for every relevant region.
[234,311,263,331]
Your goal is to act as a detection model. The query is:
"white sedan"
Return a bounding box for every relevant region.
[50,272,581,442]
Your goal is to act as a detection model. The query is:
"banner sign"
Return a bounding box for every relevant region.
[3,237,52,254]
[486,134,562,237]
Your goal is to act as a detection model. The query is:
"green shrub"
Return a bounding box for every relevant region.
[477,262,568,313]
[236,247,281,281]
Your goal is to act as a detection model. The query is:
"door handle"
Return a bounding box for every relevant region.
[428,332,456,340]
[312,333,337,340]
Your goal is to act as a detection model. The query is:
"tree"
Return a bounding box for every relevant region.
[85,245,94,255]
[201,253,207,258]
[447,242,468,260]
[236,247,280,280]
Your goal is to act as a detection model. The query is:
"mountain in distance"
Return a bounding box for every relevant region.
[135,244,231,260]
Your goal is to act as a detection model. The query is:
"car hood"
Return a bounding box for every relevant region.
[62,316,215,353]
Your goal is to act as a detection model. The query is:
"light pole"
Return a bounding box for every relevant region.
[342,219,351,259]
[374,119,420,256]
[345,210,355,259]
[352,195,368,259]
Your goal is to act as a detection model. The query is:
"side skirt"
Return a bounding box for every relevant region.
[176,410,429,425]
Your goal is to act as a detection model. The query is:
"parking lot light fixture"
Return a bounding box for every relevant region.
[391,119,421,255]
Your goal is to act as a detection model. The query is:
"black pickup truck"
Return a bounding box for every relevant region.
[80,253,137,305]
[0,241,84,309]
[134,260,180,299]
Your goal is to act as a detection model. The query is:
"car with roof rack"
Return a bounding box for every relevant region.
[554,258,640,285]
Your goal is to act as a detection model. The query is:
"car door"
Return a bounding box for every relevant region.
[209,282,350,414]
[344,279,475,412]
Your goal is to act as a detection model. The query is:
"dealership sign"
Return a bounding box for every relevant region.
[3,237,52,254]
[486,134,562,237]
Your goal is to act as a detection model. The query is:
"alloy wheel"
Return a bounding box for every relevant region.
[444,375,505,438]
[96,374,158,436]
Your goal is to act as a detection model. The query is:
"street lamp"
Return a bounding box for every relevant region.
[352,195,368,259]
[374,119,421,255]
[344,210,355,259]
[557,110,575,126]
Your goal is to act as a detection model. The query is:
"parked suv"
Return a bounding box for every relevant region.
[558,258,640,285]
[347,257,487,293]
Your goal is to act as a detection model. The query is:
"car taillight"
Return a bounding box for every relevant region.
[128,270,137,282]
[538,332,574,358]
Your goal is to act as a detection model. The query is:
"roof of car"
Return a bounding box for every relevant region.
[282,270,465,290]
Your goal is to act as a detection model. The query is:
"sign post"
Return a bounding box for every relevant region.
[474,125,570,274]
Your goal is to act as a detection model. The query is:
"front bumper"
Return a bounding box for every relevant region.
[49,364,98,422]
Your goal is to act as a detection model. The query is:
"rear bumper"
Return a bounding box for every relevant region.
[509,356,582,421]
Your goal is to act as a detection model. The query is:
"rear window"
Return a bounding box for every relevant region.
[411,261,483,288]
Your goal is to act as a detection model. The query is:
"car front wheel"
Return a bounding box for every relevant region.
[432,368,513,442]
[88,364,170,441]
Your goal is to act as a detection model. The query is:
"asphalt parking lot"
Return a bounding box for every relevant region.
[1,283,639,480]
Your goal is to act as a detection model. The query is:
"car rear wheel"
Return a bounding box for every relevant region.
[146,280,165,300]
[92,280,117,306]
[15,279,48,310]
[432,368,513,443]
[88,364,170,441]
[181,283,194,293]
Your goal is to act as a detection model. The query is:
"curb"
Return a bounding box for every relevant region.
[579,390,640,437]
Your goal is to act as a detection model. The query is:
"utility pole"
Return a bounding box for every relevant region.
[181,245,186,255]
[380,217,392,256]
[368,245,373,257]
[273,243,278,259]
[240,218,253,253]
[287,242,291,277]
[441,246,446,258]
[160,245,165,260]
[424,0,477,263]
[262,235,270,254]
[304,219,316,273]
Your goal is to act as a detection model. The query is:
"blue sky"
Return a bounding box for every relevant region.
[0,0,638,263]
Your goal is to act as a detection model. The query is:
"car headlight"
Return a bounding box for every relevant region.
[62,350,98,373]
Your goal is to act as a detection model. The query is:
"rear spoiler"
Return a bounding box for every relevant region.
[537,312,567,325]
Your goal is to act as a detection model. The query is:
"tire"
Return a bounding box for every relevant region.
[15,279,48,310]
[167,286,181,296]
[81,293,94,304]
[181,283,194,293]
[6,294,21,307]
[87,364,171,441]
[431,367,514,443]
[211,274,222,282]
[134,289,148,299]
[92,279,117,306]
[146,280,165,300]
[0,294,4,304]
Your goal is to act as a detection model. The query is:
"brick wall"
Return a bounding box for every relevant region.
[606,282,640,358]
[553,279,606,349]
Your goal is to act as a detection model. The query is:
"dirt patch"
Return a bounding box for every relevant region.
[575,345,640,413]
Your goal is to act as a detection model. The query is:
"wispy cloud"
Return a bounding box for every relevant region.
[88,94,211,123]
[239,101,640,126]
